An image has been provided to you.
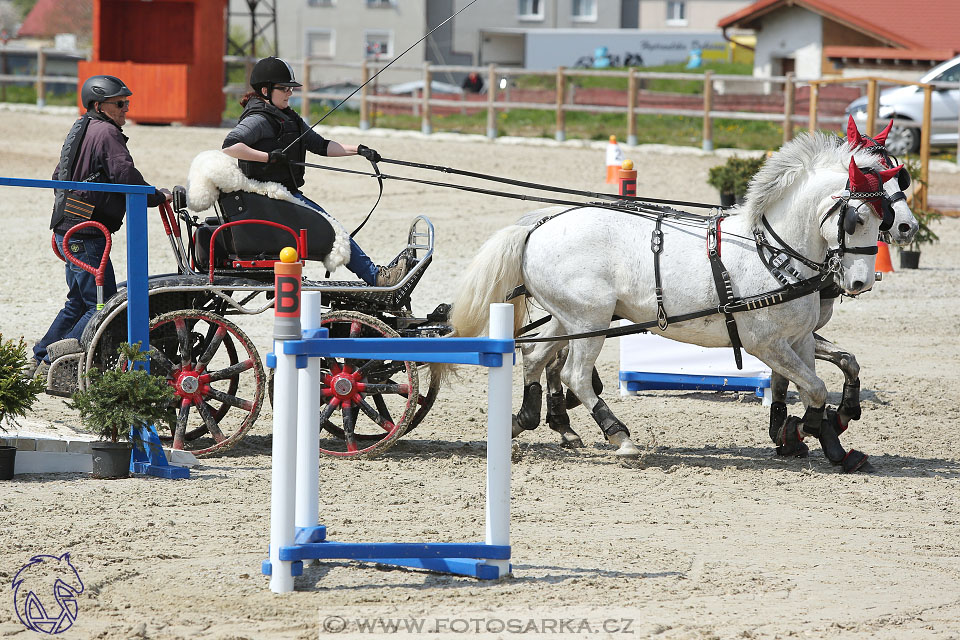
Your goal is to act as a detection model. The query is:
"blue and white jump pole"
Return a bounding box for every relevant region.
[265,248,515,593]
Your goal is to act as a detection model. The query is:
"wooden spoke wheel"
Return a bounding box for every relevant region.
[317,311,419,458]
[148,310,264,457]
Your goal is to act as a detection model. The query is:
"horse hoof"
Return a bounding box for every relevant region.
[559,434,585,449]
[609,433,642,458]
[511,415,529,439]
[775,441,809,458]
[841,449,869,473]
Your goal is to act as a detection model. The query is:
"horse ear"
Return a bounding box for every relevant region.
[878,164,903,184]
[873,120,894,146]
[848,158,872,192]
[846,115,863,147]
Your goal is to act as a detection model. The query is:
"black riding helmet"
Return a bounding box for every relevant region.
[80,75,132,111]
[250,56,302,96]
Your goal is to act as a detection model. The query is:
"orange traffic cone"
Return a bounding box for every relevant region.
[876,241,894,273]
[605,135,624,184]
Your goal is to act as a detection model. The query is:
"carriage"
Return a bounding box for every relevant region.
[46,160,450,460]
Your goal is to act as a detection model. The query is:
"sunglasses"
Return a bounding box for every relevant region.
[276,86,295,94]
[103,99,130,109]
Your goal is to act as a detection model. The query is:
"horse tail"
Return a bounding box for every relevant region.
[450,224,529,337]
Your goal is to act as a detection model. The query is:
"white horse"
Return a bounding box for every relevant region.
[449,132,903,468]
[770,119,918,445]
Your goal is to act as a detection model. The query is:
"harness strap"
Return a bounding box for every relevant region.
[651,214,667,330]
[515,274,828,344]
[706,216,744,369]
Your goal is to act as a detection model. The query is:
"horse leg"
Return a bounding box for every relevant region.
[561,336,641,457]
[512,331,565,439]
[753,336,867,472]
[545,350,584,448]
[813,332,862,431]
[768,371,806,457]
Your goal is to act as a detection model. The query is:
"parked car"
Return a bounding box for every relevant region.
[845,55,960,156]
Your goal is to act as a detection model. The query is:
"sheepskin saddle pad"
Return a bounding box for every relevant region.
[185,150,350,271]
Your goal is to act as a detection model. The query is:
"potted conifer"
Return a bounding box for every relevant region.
[0,334,46,480]
[69,342,176,479]
[707,155,765,206]
[898,157,943,269]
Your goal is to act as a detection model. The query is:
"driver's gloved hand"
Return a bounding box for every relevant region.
[268,149,289,165]
[357,144,382,163]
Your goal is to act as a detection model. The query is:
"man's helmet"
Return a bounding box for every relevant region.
[80,75,132,111]
[249,57,302,91]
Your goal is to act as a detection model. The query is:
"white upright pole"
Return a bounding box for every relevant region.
[295,292,323,562]
[269,251,302,593]
[485,303,513,577]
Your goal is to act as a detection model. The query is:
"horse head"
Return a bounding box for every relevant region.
[821,159,901,293]
[846,115,919,245]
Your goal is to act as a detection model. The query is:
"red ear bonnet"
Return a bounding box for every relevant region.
[878,164,903,184]
[846,115,864,147]
[873,120,894,146]
[848,158,874,193]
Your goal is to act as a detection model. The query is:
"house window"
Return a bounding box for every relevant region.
[306,29,334,58]
[307,0,333,6]
[366,0,395,7]
[666,1,687,26]
[364,31,393,59]
[519,0,543,20]
[572,0,596,21]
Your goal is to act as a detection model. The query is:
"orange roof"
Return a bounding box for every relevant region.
[823,46,957,62]
[719,0,960,53]
[18,0,92,38]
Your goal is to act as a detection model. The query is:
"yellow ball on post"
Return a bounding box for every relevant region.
[279,247,298,264]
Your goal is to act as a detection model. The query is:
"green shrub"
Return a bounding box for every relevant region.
[0,334,45,431]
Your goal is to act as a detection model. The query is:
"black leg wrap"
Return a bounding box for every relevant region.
[841,449,870,473]
[564,368,604,410]
[839,380,862,425]
[769,401,787,444]
[516,382,542,432]
[774,416,809,457]
[591,398,629,439]
[812,407,848,464]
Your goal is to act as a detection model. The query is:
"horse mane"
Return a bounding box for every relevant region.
[740,131,884,228]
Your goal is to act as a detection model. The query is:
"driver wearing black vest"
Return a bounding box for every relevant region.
[222,56,405,287]
[26,75,171,379]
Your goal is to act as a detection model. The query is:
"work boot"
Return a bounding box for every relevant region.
[375,261,408,287]
[22,357,41,380]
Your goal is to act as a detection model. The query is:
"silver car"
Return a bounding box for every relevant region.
[845,55,960,156]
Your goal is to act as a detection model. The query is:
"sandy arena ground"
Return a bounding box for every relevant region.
[2,110,960,639]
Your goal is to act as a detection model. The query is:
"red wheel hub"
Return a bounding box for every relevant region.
[323,363,365,404]
[170,364,210,405]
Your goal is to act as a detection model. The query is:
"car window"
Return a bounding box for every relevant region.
[933,62,960,83]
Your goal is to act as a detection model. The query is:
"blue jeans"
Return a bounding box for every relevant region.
[293,194,379,285]
[33,233,117,363]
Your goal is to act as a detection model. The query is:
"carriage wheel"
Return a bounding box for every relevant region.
[317,311,419,458]
[400,364,441,436]
[148,310,265,457]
